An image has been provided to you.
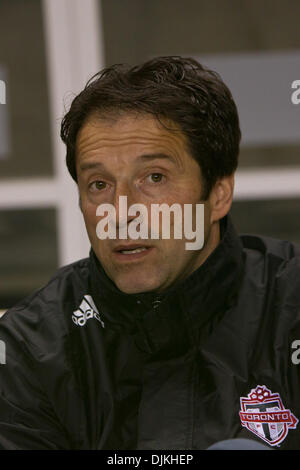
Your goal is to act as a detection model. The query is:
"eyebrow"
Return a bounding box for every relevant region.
[79,161,105,172]
[139,153,177,165]
[79,153,177,172]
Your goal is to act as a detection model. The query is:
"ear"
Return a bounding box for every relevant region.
[208,174,235,224]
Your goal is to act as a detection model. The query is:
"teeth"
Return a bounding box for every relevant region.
[121,247,147,254]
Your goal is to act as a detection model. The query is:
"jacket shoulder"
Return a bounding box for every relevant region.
[0,256,91,331]
[239,232,300,321]
[239,231,300,287]
[239,232,300,262]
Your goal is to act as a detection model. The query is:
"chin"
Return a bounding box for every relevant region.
[115,277,161,295]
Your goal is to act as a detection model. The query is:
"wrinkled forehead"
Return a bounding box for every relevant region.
[75,111,196,174]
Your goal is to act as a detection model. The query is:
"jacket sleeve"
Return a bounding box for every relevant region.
[0,308,72,450]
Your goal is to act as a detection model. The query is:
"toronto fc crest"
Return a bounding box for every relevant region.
[239,385,298,446]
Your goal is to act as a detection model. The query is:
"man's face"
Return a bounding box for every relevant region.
[76,113,216,294]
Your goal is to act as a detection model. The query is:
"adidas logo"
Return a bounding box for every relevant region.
[72,295,105,328]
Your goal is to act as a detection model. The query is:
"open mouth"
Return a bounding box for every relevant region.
[118,247,148,255]
[113,245,153,260]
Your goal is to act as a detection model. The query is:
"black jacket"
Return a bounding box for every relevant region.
[0,215,300,450]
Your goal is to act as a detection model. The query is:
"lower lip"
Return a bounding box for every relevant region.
[113,247,154,262]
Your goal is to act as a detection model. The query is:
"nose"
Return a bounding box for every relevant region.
[113,181,139,230]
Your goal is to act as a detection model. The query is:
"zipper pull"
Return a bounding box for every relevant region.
[152,297,162,310]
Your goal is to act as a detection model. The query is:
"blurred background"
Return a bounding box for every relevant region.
[0,0,299,309]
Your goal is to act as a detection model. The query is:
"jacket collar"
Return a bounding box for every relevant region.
[89,214,245,354]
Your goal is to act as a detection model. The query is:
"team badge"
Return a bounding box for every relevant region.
[239,385,298,446]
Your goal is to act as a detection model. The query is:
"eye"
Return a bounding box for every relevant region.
[147,173,164,183]
[89,180,107,192]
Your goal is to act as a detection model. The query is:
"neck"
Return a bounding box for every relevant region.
[200,219,221,266]
[185,219,221,280]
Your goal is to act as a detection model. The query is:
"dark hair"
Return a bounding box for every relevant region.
[61,56,241,199]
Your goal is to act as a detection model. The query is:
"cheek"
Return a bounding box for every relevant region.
[167,180,202,206]
[182,182,203,203]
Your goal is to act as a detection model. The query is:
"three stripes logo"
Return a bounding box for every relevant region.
[72,295,105,328]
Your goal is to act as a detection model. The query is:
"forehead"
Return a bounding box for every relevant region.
[75,112,191,163]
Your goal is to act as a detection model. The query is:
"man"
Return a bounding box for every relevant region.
[0,56,300,450]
